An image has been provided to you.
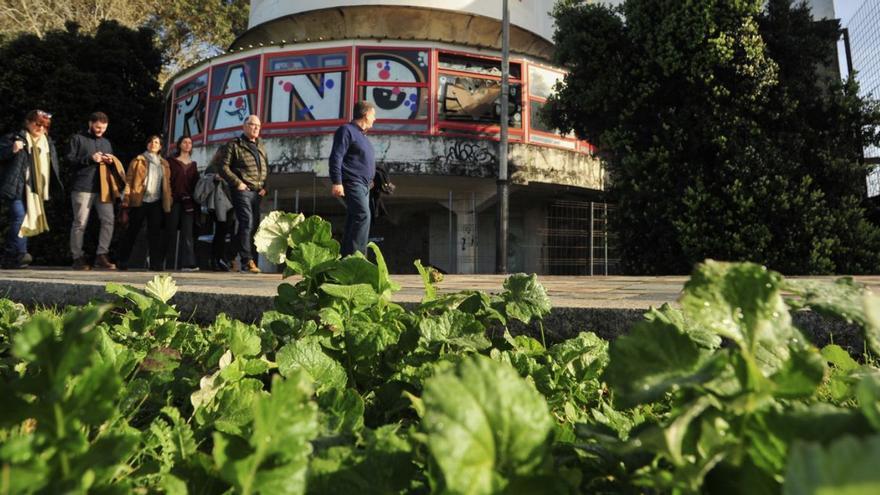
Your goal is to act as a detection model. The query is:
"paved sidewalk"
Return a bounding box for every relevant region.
[2,266,878,309]
[1,268,877,346]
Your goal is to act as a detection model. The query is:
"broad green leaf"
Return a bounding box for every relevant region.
[368,242,401,298]
[213,372,318,495]
[422,355,553,494]
[418,309,490,352]
[145,274,177,303]
[822,344,860,372]
[681,261,793,355]
[331,255,378,287]
[320,283,379,308]
[254,211,304,264]
[549,331,609,381]
[644,303,722,350]
[318,307,345,332]
[288,241,338,277]
[66,359,122,426]
[317,387,365,434]
[212,378,266,437]
[215,315,262,358]
[785,435,880,495]
[856,372,880,431]
[291,215,336,249]
[414,259,437,301]
[501,274,552,324]
[603,319,720,408]
[769,346,826,399]
[276,337,347,393]
[785,277,880,357]
[308,425,416,494]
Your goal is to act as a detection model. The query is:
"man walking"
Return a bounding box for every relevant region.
[217,114,268,274]
[329,101,376,256]
[67,112,123,270]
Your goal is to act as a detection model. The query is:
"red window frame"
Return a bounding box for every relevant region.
[170,69,209,147]
[434,49,525,142]
[260,46,352,137]
[355,46,432,135]
[206,56,261,142]
[524,63,580,151]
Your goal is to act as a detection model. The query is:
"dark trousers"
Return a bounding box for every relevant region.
[166,203,195,268]
[3,198,27,257]
[341,181,371,257]
[231,190,261,263]
[120,201,165,270]
[212,209,233,262]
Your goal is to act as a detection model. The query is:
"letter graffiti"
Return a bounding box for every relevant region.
[213,64,252,130]
[362,51,428,120]
[173,92,204,141]
[269,72,345,122]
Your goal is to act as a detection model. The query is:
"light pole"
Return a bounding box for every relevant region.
[496,0,510,274]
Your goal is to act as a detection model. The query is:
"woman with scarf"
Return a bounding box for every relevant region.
[118,135,172,271]
[166,135,200,271]
[0,110,62,269]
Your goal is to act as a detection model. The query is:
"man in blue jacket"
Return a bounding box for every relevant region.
[329,101,376,256]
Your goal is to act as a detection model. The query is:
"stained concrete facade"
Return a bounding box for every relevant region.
[164,1,605,274]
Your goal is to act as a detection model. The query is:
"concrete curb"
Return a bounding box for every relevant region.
[0,278,868,356]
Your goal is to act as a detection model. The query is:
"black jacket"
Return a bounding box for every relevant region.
[369,164,395,219]
[67,131,113,193]
[0,131,62,202]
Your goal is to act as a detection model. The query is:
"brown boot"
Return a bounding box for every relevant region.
[242,259,261,274]
[93,254,117,270]
[72,257,91,271]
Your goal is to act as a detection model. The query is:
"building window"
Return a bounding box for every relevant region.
[170,71,208,144]
[358,48,430,132]
[527,64,576,149]
[437,52,523,135]
[263,50,349,132]
[207,56,260,143]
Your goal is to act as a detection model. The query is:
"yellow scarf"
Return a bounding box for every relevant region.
[19,133,50,237]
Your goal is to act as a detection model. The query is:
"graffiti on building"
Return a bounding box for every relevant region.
[173,92,205,141]
[270,73,345,121]
[360,50,428,120]
[171,73,207,141]
[442,140,496,167]
[267,52,348,123]
[211,57,259,131]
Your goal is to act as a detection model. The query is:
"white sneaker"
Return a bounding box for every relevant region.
[181,266,200,272]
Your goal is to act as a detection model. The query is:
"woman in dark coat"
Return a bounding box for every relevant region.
[0,110,62,268]
[166,135,200,270]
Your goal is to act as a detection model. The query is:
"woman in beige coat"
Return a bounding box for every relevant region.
[118,135,172,271]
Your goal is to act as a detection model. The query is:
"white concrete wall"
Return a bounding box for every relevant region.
[249,0,558,42]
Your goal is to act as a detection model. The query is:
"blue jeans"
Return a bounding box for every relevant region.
[232,190,261,263]
[4,199,27,258]
[341,182,371,257]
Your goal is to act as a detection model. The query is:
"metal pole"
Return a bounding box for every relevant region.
[273,189,278,210]
[295,189,300,213]
[589,202,594,276]
[604,203,609,276]
[449,191,454,273]
[472,191,477,273]
[842,28,854,79]
[496,0,510,274]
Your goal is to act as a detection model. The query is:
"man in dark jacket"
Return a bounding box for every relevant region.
[67,112,118,270]
[329,101,376,256]
[217,114,268,274]
[0,110,62,268]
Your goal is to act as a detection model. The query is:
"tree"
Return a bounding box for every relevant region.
[0,0,249,80]
[545,0,880,274]
[0,21,164,265]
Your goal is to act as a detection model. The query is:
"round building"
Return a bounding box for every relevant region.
[164,0,607,274]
